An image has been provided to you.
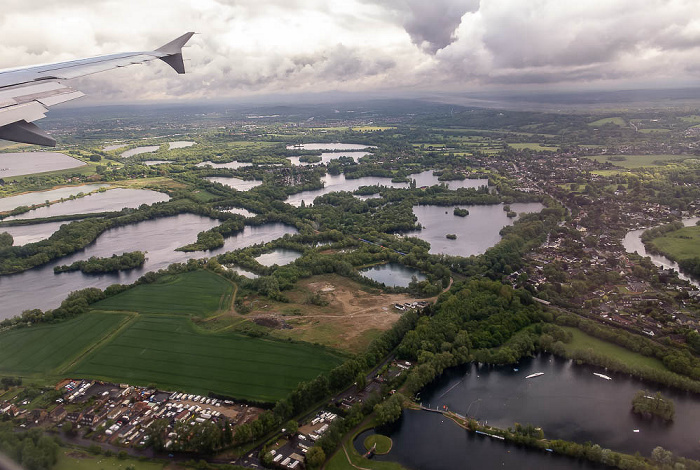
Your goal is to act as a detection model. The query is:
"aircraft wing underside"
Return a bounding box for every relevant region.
[0,32,194,147]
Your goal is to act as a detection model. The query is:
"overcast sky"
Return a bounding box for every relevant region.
[2,0,700,102]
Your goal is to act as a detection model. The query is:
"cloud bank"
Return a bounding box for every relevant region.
[2,0,700,101]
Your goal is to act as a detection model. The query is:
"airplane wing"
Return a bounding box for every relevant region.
[0,32,194,147]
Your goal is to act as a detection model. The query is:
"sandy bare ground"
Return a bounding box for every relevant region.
[245,274,433,353]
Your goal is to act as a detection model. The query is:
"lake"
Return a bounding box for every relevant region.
[285,174,409,207]
[287,151,372,166]
[623,217,700,288]
[120,146,160,158]
[169,141,195,149]
[254,249,302,267]
[410,203,545,256]
[3,189,170,221]
[205,176,262,191]
[285,143,376,151]
[0,215,297,319]
[0,221,69,245]
[361,412,600,470]
[211,223,298,256]
[359,263,426,288]
[197,161,252,169]
[409,171,489,191]
[0,184,110,212]
[141,160,172,166]
[0,152,86,177]
[392,355,700,462]
[285,171,489,207]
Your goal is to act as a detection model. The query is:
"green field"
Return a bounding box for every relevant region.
[638,128,671,134]
[55,449,168,470]
[0,269,345,402]
[509,143,559,151]
[561,327,667,372]
[588,117,626,127]
[92,270,234,317]
[364,434,393,454]
[0,313,127,376]
[585,154,688,168]
[648,225,700,262]
[70,315,344,402]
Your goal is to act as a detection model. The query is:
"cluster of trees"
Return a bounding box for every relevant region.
[0,424,59,470]
[678,257,700,278]
[373,392,405,425]
[0,376,21,390]
[631,390,675,421]
[0,232,12,247]
[54,251,145,274]
[148,418,234,453]
[397,279,545,396]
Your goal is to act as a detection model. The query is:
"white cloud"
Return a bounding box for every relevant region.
[3,0,700,102]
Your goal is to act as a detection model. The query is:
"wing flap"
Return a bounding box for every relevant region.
[37,90,85,107]
[0,102,48,128]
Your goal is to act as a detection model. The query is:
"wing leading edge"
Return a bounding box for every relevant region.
[0,32,194,147]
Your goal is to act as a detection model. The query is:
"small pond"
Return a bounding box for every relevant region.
[205,176,262,191]
[120,146,160,158]
[254,249,302,267]
[359,263,426,288]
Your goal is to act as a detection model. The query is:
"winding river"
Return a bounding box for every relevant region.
[623,217,700,288]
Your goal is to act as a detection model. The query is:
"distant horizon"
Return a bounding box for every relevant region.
[52,85,700,115]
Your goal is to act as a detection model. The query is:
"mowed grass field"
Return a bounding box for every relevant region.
[648,225,700,261]
[561,327,667,372]
[588,116,626,126]
[0,313,128,376]
[55,449,168,470]
[509,143,559,151]
[93,270,234,317]
[585,154,689,168]
[0,269,344,401]
[70,315,344,402]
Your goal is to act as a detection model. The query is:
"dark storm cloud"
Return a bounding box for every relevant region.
[374,0,480,53]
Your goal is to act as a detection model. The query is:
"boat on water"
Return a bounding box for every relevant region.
[593,372,612,380]
[525,372,544,379]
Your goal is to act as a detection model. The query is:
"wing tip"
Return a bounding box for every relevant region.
[155,32,195,55]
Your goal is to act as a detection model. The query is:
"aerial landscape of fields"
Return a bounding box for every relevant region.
[3,2,700,470]
[0,97,699,470]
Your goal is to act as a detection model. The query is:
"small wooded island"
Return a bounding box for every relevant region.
[631,390,675,421]
[54,251,146,274]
